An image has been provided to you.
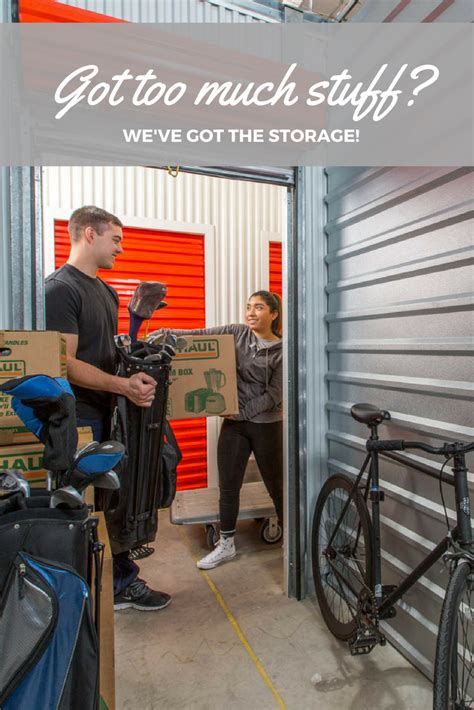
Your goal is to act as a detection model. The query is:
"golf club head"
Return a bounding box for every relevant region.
[162,344,177,359]
[147,332,166,347]
[0,469,30,498]
[115,334,132,351]
[75,440,125,476]
[128,282,167,320]
[50,486,83,510]
[128,281,168,342]
[175,337,188,352]
[92,471,120,490]
[70,440,125,492]
[164,333,178,348]
[73,440,100,467]
[143,353,164,363]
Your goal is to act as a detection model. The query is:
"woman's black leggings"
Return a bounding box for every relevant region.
[217,419,283,534]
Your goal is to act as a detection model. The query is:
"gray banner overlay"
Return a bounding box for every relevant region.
[0,23,472,166]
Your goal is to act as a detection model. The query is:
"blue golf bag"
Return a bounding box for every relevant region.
[0,493,101,710]
[0,375,125,710]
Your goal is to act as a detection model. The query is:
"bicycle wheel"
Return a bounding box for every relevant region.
[433,560,473,709]
[312,474,373,640]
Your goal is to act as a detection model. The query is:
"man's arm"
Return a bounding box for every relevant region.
[64,333,156,408]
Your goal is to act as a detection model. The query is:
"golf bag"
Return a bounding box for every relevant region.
[100,340,175,555]
[0,374,123,710]
[0,493,101,710]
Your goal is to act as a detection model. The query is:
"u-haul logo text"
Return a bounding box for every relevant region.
[0,360,25,379]
[173,339,219,360]
[0,453,44,473]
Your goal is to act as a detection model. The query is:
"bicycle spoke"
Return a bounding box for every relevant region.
[318,487,368,625]
[312,474,373,640]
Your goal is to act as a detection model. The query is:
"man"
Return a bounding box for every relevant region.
[45,205,171,612]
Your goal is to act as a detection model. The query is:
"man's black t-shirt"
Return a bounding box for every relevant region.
[45,264,119,419]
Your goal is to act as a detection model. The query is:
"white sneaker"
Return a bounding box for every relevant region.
[196,537,236,569]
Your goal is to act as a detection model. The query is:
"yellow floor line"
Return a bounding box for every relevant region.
[179,528,287,710]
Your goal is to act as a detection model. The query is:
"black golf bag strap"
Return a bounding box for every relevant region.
[90,518,104,636]
[164,420,179,451]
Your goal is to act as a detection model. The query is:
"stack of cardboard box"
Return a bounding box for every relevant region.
[0,330,115,707]
[0,330,78,485]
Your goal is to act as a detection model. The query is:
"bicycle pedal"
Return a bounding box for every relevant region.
[348,628,379,655]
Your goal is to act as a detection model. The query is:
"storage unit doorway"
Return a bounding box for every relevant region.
[41,164,298,589]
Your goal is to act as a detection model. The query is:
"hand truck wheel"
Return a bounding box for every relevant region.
[260,516,282,544]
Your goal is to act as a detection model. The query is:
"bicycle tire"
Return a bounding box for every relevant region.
[312,474,373,640]
[433,560,473,709]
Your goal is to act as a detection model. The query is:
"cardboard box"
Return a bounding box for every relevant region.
[93,512,115,710]
[0,331,67,442]
[167,335,238,420]
[0,427,93,486]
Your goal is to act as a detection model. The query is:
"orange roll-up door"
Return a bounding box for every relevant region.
[269,241,283,297]
[54,220,208,490]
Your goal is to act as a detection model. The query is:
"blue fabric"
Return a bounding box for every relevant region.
[1,375,74,439]
[76,417,105,443]
[1,375,73,400]
[113,552,139,596]
[76,450,123,476]
[4,554,88,710]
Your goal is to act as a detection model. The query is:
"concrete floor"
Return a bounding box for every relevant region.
[114,515,433,710]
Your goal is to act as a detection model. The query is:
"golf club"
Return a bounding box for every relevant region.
[114,333,132,353]
[128,281,168,342]
[147,332,166,347]
[143,353,165,363]
[92,471,120,490]
[74,440,100,462]
[50,486,84,510]
[0,469,30,498]
[68,440,125,493]
[164,334,177,347]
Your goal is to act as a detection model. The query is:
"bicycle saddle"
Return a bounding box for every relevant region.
[351,403,390,426]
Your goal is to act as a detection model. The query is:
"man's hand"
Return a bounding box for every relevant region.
[124,372,157,407]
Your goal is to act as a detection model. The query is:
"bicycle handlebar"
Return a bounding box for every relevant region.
[366,439,474,457]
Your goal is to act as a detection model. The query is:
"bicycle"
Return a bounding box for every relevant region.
[311,403,473,709]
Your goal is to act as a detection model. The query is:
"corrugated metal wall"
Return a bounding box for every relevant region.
[323,165,474,676]
[42,166,286,486]
[58,0,272,22]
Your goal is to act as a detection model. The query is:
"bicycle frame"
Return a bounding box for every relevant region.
[323,417,473,615]
[344,428,473,619]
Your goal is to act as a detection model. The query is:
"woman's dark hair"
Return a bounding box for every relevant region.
[250,290,282,337]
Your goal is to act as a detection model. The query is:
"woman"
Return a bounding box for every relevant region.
[151,290,283,569]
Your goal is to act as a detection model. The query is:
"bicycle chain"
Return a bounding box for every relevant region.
[356,588,379,629]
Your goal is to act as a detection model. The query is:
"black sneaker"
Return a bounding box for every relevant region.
[114,578,171,612]
[129,545,155,561]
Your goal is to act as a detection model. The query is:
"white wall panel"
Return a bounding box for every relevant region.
[42,165,284,324]
[59,0,272,22]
